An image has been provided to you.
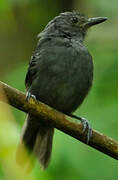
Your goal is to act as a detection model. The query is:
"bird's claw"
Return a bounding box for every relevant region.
[26,91,36,102]
[80,117,92,144]
[70,114,92,144]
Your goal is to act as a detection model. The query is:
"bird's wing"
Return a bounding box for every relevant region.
[25,52,39,90]
[25,37,50,90]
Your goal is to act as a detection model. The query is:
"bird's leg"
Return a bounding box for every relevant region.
[70,114,92,144]
[26,91,36,102]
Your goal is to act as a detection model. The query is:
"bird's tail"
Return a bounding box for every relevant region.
[16,114,54,171]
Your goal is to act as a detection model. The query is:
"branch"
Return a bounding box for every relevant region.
[0,80,118,160]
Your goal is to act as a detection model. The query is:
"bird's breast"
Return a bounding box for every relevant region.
[31,39,93,113]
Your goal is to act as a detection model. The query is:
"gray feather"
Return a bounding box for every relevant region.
[16,115,54,171]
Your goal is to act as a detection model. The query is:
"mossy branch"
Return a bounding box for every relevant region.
[0,80,118,160]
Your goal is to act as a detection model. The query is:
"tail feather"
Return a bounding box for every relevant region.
[34,127,54,170]
[16,114,54,170]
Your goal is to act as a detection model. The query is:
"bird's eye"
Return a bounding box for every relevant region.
[71,17,78,24]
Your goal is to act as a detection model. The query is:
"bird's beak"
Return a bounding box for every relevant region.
[84,17,107,28]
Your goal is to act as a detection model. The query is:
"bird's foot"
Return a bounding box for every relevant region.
[70,114,92,144]
[26,91,36,102]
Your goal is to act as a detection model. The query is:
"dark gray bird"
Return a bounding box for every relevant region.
[16,12,107,170]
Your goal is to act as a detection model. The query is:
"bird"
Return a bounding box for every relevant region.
[16,11,107,170]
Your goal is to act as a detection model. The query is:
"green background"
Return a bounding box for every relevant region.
[0,0,118,179]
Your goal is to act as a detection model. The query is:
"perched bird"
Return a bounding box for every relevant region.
[16,12,107,170]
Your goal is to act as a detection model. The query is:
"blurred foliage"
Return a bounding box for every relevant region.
[0,0,118,180]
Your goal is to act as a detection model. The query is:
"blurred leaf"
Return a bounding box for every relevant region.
[0,86,35,179]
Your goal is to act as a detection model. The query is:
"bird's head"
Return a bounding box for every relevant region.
[39,12,107,41]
